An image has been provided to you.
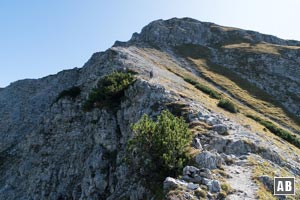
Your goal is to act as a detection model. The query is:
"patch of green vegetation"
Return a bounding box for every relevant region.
[221,182,234,195]
[126,110,193,188]
[246,114,300,148]
[83,71,135,111]
[194,188,207,199]
[183,77,221,99]
[218,191,227,199]
[293,193,300,200]
[183,77,198,85]
[217,99,239,113]
[55,86,81,102]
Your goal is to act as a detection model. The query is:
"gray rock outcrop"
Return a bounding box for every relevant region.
[195,151,223,169]
[212,124,228,135]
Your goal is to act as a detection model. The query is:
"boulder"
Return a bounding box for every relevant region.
[163,177,200,192]
[227,140,253,155]
[220,153,236,165]
[193,137,202,149]
[207,180,221,193]
[182,166,202,183]
[182,175,202,184]
[183,166,199,177]
[187,182,199,190]
[182,166,212,182]
[163,177,187,191]
[195,151,223,169]
[212,124,228,135]
[199,168,213,179]
[258,175,273,192]
[206,117,219,126]
[202,178,211,185]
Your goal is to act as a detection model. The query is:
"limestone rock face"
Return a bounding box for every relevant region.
[1,17,300,199]
[195,151,223,170]
[0,57,173,199]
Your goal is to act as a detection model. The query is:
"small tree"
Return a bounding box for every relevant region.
[127,110,192,183]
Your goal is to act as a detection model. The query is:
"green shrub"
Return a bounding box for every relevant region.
[246,114,300,148]
[183,77,221,99]
[183,77,198,85]
[83,71,135,111]
[221,183,230,193]
[221,182,234,195]
[217,99,238,113]
[195,83,221,99]
[194,188,207,198]
[127,110,192,183]
[55,86,81,102]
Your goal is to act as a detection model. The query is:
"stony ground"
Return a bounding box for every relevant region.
[226,162,258,199]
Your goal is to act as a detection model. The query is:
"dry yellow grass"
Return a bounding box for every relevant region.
[248,156,300,200]
[223,42,300,54]
[223,42,281,55]
[189,58,300,133]
[210,25,240,32]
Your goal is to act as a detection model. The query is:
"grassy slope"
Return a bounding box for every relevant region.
[174,43,300,134]
[248,155,300,200]
[189,58,300,132]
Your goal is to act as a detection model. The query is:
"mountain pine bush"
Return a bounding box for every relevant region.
[83,71,135,111]
[127,110,192,182]
[217,99,238,113]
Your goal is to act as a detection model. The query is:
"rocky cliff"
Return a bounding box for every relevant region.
[1,18,300,200]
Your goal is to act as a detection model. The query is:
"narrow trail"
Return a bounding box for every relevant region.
[226,164,258,200]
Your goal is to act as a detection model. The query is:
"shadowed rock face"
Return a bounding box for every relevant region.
[1,18,300,199]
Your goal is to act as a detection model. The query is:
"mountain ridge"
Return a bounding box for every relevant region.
[1,17,300,199]
[115,17,300,48]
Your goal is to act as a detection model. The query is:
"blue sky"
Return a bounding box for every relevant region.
[1,0,299,87]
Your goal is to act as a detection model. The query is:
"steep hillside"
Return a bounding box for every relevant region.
[0,18,300,200]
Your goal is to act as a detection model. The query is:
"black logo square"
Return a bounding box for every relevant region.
[274,177,295,195]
